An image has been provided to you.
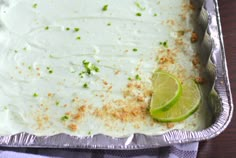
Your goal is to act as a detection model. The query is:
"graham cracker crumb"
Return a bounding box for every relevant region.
[191,32,198,43]
[68,124,78,132]
[167,123,175,129]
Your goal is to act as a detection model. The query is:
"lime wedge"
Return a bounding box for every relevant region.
[150,80,201,122]
[150,71,182,112]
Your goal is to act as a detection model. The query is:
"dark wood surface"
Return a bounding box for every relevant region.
[198,0,236,157]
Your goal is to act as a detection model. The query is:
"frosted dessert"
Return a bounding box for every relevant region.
[0,0,207,136]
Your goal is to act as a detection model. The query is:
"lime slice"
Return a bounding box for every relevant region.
[151,80,201,122]
[150,71,182,112]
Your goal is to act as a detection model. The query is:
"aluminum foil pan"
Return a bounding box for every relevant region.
[0,0,233,149]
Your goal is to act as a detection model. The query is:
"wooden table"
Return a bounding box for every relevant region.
[198,0,236,157]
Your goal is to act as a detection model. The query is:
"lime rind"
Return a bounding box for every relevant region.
[150,71,182,112]
[151,102,199,122]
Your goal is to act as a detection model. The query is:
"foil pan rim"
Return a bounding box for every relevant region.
[0,0,234,149]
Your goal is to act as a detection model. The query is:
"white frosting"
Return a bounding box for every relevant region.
[0,0,209,137]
